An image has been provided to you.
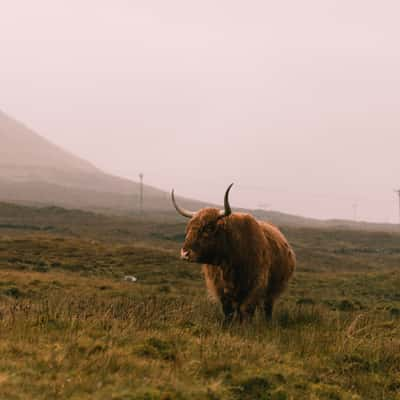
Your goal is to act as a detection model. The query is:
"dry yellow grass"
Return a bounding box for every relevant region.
[0,205,399,399]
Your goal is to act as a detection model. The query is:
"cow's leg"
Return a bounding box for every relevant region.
[221,297,235,325]
[238,286,263,322]
[238,303,256,323]
[264,298,274,320]
[264,279,288,321]
[264,270,289,321]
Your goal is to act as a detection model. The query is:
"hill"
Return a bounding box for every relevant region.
[1,110,399,230]
[0,110,204,213]
[0,110,98,175]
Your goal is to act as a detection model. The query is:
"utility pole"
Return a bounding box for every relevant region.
[395,190,400,224]
[139,173,144,214]
[352,203,358,222]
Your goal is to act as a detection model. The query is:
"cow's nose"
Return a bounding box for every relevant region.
[180,248,190,260]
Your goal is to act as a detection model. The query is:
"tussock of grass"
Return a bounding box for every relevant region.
[0,205,400,399]
[0,287,399,399]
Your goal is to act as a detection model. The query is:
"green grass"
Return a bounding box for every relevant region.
[0,204,399,399]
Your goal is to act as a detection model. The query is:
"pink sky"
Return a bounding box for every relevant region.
[1,1,400,222]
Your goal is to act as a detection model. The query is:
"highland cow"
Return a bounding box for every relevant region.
[171,184,296,322]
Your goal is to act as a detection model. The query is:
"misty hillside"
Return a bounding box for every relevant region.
[1,110,397,230]
[0,110,98,175]
[0,110,203,213]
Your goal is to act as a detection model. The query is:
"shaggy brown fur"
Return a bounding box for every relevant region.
[180,208,296,322]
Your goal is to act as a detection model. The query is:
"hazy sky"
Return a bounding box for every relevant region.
[1,1,400,222]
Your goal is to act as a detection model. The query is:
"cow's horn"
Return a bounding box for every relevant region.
[171,189,195,218]
[220,183,234,217]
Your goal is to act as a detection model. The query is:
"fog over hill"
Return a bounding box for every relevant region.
[0,110,98,178]
[1,110,399,231]
[0,110,201,213]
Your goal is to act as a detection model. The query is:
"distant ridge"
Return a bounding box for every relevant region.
[0,110,202,213]
[0,110,98,174]
[2,110,397,230]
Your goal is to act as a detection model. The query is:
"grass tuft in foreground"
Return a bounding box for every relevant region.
[0,205,399,399]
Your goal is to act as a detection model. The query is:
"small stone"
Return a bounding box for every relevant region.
[124,275,137,282]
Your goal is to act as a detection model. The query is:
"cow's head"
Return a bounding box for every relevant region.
[171,184,233,264]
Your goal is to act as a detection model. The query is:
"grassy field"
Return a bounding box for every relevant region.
[0,203,399,399]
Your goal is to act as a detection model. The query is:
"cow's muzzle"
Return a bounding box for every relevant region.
[180,248,190,260]
[180,248,197,262]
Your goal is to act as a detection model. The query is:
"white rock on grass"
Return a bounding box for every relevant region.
[123,275,137,282]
